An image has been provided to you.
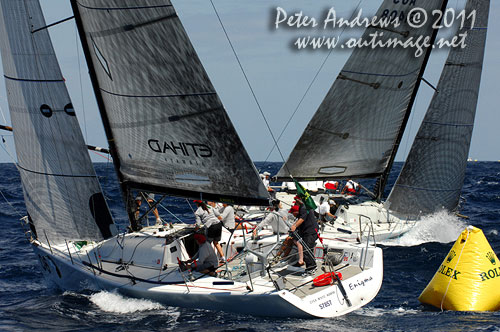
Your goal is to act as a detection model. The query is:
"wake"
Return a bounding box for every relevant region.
[89,291,164,313]
[382,210,468,247]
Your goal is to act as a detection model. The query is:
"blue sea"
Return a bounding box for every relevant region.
[1,161,499,332]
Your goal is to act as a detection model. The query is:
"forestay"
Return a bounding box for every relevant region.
[387,0,490,216]
[0,0,116,245]
[71,0,268,206]
[277,0,446,183]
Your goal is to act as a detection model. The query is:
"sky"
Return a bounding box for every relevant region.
[0,0,498,164]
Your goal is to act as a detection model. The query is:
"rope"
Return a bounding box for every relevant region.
[0,189,24,219]
[440,227,470,311]
[208,0,288,167]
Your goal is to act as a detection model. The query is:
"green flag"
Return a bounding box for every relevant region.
[294,180,317,210]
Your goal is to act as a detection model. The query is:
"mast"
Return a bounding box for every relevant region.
[375,0,450,202]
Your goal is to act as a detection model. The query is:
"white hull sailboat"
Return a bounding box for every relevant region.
[30,222,383,318]
[0,0,386,318]
[321,0,491,240]
[275,0,488,243]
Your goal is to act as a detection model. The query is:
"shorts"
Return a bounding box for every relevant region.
[207,222,222,242]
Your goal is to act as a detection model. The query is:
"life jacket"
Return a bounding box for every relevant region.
[324,181,338,190]
[345,180,358,194]
[313,272,343,287]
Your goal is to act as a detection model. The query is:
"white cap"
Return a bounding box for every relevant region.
[263,171,271,176]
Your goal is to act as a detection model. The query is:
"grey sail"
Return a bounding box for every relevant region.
[386,0,489,216]
[277,0,447,186]
[0,0,116,245]
[71,0,268,207]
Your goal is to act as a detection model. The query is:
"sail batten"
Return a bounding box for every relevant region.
[71,0,269,211]
[0,0,116,245]
[387,0,489,216]
[277,0,447,187]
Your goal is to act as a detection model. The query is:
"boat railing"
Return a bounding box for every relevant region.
[358,214,376,271]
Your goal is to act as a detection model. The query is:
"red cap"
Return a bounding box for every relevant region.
[289,205,299,213]
[193,200,203,204]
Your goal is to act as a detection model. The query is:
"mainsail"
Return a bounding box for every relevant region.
[277,0,447,198]
[0,0,116,245]
[386,0,490,216]
[70,0,269,214]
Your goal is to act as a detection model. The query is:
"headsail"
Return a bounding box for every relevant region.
[70,0,269,211]
[277,1,447,191]
[387,0,490,216]
[0,0,116,245]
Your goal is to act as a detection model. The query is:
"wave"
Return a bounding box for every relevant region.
[89,291,164,314]
[382,210,468,247]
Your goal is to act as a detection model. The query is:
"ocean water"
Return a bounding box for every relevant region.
[0,161,499,332]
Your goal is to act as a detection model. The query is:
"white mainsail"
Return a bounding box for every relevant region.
[0,0,116,245]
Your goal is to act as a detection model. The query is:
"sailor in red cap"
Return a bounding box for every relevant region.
[181,232,218,275]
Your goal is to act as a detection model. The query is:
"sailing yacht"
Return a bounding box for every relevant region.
[0,0,384,318]
[321,0,490,242]
[275,0,459,242]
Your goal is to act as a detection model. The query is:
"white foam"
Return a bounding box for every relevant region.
[356,306,419,317]
[89,291,164,313]
[487,229,498,236]
[382,210,467,246]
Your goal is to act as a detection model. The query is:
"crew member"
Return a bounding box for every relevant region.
[194,200,225,263]
[289,201,319,274]
[342,179,360,195]
[252,199,290,238]
[135,192,161,225]
[182,232,218,275]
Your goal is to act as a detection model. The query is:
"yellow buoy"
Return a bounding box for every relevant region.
[419,226,500,311]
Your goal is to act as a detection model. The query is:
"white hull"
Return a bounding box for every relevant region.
[31,226,383,318]
[239,192,417,244]
[330,201,418,242]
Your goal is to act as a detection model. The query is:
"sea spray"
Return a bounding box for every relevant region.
[89,291,164,314]
[382,210,467,246]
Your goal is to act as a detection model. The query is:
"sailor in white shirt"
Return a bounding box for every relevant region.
[194,200,225,262]
[252,200,290,238]
[262,171,276,199]
[318,196,336,225]
[219,203,235,231]
[342,179,360,195]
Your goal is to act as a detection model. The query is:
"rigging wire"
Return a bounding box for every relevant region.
[208,0,288,167]
[261,0,364,166]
